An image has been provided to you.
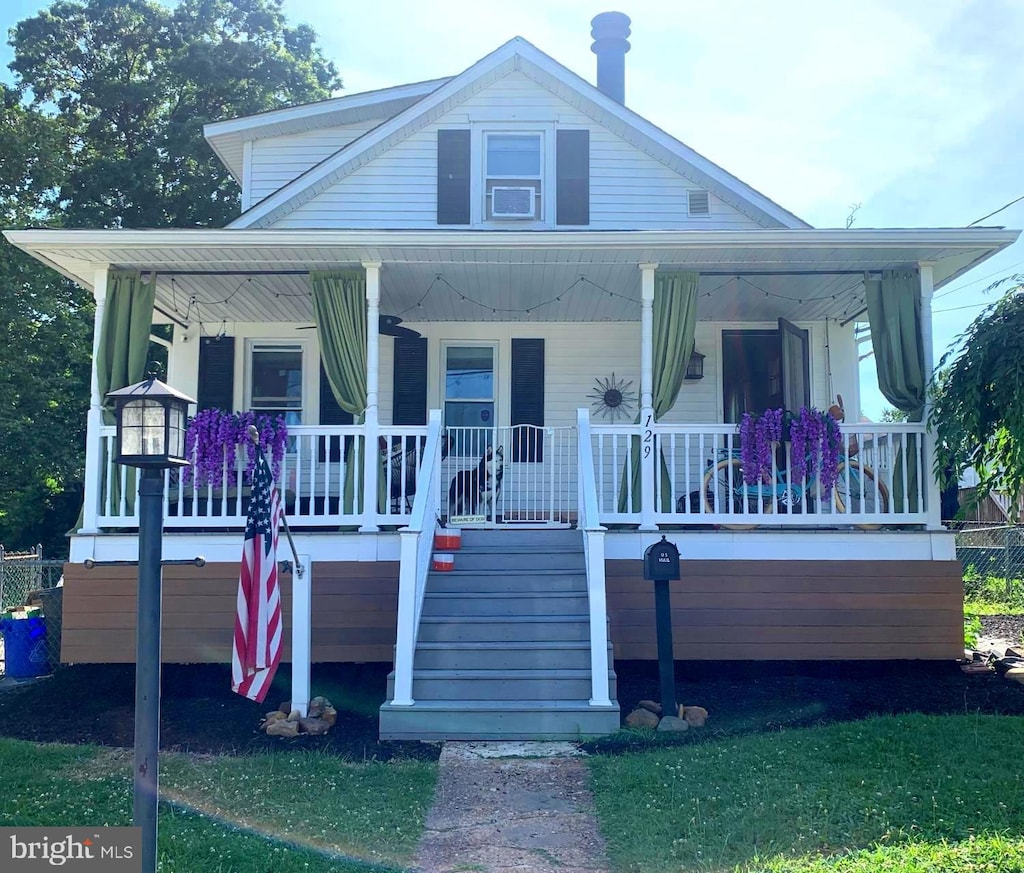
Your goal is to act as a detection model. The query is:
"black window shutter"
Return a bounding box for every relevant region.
[392,336,428,426]
[437,129,471,225]
[319,363,353,462]
[197,336,234,411]
[511,338,544,462]
[556,129,590,226]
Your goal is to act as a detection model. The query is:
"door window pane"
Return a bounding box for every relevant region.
[445,346,494,400]
[251,345,303,426]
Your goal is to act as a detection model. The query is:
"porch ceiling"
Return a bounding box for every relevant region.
[6,227,1018,326]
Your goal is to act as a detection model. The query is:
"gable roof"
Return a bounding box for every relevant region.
[204,77,452,182]
[228,37,810,230]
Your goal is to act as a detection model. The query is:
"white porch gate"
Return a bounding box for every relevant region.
[441,425,577,526]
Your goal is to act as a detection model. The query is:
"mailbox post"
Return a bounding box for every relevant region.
[643,535,681,718]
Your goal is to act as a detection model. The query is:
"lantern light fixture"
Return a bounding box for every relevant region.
[106,368,195,469]
[684,350,705,381]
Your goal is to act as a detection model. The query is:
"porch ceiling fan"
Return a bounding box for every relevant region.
[297,314,421,339]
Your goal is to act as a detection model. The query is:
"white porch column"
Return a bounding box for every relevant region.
[639,263,658,530]
[290,554,312,717]
[919,262,943,530]
[361,261,382,532]
[80,265,110,533]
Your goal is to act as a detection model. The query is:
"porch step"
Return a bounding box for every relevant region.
[418,614,592,643]
[379,699,621,742]
[427,570,587,593]
[386,668,617,701]
[413,640,612,671]
[421,590,590,617]
[459,529,582,549]
[445,549,585,572]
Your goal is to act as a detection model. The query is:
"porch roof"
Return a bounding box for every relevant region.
[5,227,1018,325]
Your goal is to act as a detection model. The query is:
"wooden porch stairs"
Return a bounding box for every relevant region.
[378,529,620,740]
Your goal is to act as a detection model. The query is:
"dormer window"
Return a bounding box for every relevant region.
[485,133,542,220]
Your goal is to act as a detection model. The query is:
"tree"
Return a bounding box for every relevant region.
[880,407,909,423]
[0,0,341,554]
[931,276,1024,516]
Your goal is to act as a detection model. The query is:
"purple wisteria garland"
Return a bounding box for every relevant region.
[739,408,783,485]
[788,407,843,492]
[183,409,288,487]
[740,407,842,491]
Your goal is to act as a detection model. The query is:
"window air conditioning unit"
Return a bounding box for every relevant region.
[491,186,536,219]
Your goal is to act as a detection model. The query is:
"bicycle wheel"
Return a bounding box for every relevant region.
[833,461,890,530]
[702,459,772,530]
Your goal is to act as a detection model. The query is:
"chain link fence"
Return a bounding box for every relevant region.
[954,523,1024,603]
[0,545,65,678]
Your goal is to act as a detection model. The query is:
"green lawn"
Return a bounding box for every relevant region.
[588,714,1024,873]
[0,738,436,872]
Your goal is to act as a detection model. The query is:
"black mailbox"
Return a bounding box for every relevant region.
[644,535,680,582]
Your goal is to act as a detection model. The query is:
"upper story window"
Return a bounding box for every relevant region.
[485,133,542,220]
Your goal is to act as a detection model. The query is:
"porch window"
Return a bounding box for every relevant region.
[485,133,542,220]
[444,344,495,455]
[248,342,303,426]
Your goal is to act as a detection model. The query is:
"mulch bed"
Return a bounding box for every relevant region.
[1,656,1022,759]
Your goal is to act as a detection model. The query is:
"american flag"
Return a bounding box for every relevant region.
[231,447,283,703]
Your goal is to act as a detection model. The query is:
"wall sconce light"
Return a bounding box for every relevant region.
[685,350,705,381]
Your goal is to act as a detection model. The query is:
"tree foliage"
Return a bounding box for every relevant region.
[0,0,341,554]
[931,276,1024,516]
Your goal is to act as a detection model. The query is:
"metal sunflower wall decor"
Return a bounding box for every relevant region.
[589,373,638,421]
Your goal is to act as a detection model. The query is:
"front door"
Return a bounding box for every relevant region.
[439,342,573,526]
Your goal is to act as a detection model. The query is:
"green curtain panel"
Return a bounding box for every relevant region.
[618,272,699,514]
[308,271,386,515]
[865,269,925,513]
[96,270,156,518]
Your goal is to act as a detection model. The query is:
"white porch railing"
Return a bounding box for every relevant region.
[577,409,611,707]
[96,423,428,529]
[590,421,931,527]
[390,409,444,707]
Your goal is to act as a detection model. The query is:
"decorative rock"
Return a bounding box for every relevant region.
[299,716,331,735]
[278,701,291,714]
[625,708,660,728]
[320,706,338,727]
[1007,647,1023,659]
[308,696,327,718]
[656,715,689,732]
[637,700,663,716]
[266,719,300,738]
[287,709,302,722]
[263,711,286,725]
[681,705,709,727]
[1004,667,1024,685]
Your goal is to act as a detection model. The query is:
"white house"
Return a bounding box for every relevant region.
[6,13,1019,739]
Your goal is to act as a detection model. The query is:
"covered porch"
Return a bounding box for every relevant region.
[7,226,1013,542]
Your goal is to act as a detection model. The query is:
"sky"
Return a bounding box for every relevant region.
[3,0,1023,418]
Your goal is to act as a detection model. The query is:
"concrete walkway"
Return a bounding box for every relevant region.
[413,742,611,873]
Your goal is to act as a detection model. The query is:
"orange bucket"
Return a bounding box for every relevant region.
[431,553,455,572]
[434,527,462,550]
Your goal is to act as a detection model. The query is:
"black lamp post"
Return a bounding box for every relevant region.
[106,371,194,873]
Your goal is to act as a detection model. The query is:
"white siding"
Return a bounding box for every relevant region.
[247,123,380,206]
[270,71,764,230]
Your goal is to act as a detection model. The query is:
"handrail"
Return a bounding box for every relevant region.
[390,409,443,706]
[577,408,611,707]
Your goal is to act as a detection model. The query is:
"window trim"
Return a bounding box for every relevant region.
[473,125,554,226]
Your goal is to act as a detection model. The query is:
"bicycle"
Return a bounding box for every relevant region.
[701,447,889,530]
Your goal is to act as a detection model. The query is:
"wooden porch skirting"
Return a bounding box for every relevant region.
[60,559,964,664]
[59,561,399,665]
[607,559,965,661]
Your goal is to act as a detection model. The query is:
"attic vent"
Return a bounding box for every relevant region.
[688,189,710,217]
[492,186,537,219]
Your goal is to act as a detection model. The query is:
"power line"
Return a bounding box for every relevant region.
[967,194,1024,227]
[933,259,1024,300]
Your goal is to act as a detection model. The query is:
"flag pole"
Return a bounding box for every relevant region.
[248,426,304,578]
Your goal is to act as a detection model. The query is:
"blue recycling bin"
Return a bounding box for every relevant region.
[1,615,49,678]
